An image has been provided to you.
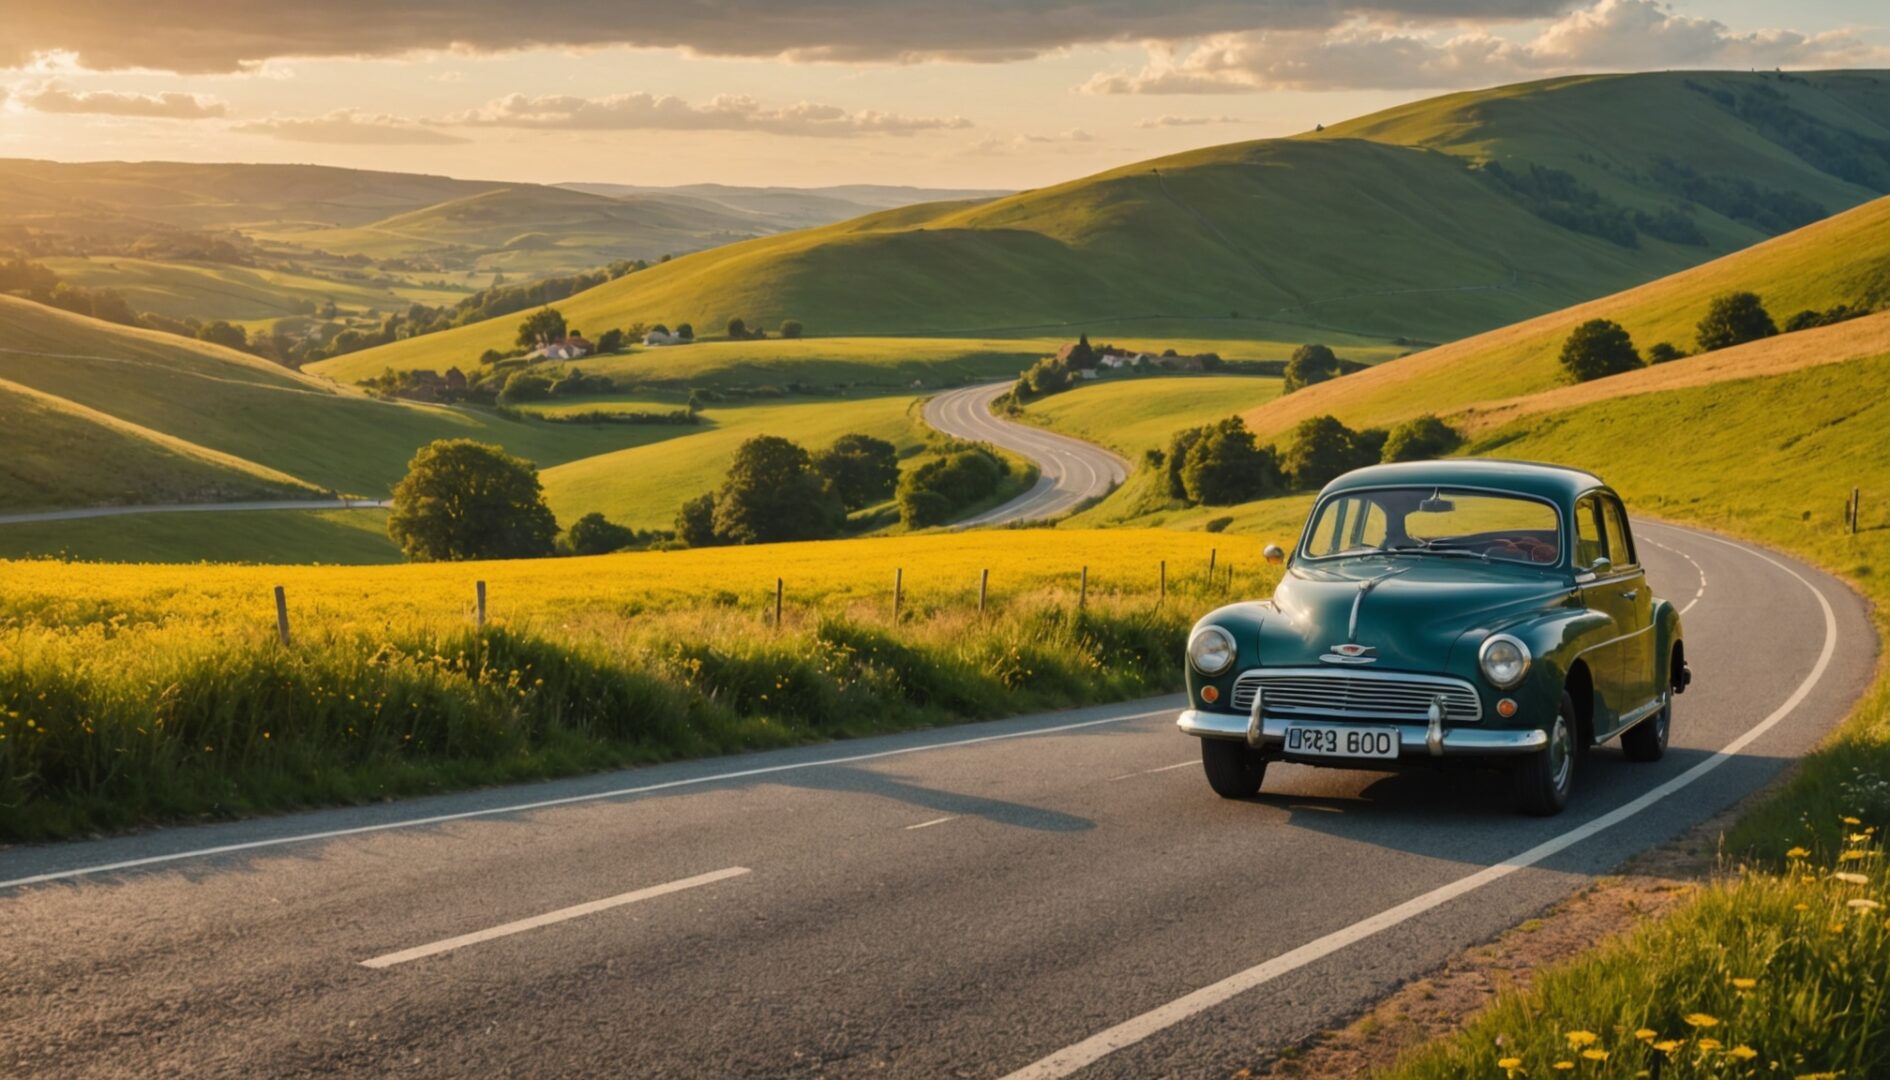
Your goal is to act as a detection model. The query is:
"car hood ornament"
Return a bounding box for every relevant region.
[1321,643,1378,665]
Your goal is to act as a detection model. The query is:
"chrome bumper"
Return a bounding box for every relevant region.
[1177,709,1548,756]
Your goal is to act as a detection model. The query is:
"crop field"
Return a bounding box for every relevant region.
[1022,374,1284,456]
[0,528,1272,838]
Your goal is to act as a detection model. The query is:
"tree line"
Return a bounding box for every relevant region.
[1559,289,1874,383]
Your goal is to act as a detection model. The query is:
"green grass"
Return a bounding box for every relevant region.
[36,255,467,324]
[1245,194,1890,440]
[0,509,399,564]
[1021,374,1284,457]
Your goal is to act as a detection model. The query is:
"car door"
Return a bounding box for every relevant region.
[1573,494,1633,732]
[1601,494,1657,714]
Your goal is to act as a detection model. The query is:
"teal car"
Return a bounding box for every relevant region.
[1179,460,1690,815]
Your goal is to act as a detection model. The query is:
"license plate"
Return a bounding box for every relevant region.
[1283,722,1399,760]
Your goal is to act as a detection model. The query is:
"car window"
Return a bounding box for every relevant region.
[1601,497,1638,570]
[1309,494,1389,556]
[1303,488,1560,564]
[1574,495,1606,570]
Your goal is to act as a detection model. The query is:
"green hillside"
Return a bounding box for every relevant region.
[1021,375,1283,457]
[327,70,1889,381]
[0,507,400,564]
[1243,194,1890,439]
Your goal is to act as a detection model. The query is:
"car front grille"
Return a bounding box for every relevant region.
[1230,669,1483,724]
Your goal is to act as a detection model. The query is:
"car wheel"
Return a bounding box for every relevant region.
[1201,739,1268,799]
[1512,692,1577,816]
[1621,701,1670,762]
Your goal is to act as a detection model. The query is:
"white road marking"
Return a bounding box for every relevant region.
[1108,760,1199,781]
[905,816,958,830]
[1,708,1177,891]
[359,867,750,969]
[1642,534,1708,615]
[1001,531,1838,1080]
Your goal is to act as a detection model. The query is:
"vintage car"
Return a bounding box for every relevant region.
[1178,460,1691,815]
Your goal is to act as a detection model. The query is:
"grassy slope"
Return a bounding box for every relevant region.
[1022,375,1284,457]
[37,255,465,324]
[1243,194,1890,439]
[326,71,1888,382]
[0,508,400,564]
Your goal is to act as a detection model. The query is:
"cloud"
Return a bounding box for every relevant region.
[1083,0,1890,93]
[1135,114,1241,128]
[965,129,1099,155]
[448,92,970,137]
[0,0,1574,73]
[12,80,226,118]
[234,109,468,144]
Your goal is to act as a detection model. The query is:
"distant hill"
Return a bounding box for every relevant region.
[330,70,1890,378]
[559,182,1012,230]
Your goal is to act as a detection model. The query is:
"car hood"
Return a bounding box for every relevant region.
[1262,556,1571,671]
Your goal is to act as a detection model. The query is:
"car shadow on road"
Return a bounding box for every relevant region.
[776,765,1096,833]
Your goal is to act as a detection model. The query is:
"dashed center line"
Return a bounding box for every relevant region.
[905,816,958,830]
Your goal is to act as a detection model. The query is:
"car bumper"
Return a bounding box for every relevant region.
[1177,709,1549,756]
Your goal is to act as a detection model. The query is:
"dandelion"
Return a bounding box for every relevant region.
[1787,846,1811,858]
[1634,1029,1657,1042]
[1498,1056,1523,1077]
[1730,977,1757,990]
[1698,1039,1722,1052]
[1553,1063,1574,1072]
[1652,1040,1685,1054]
[1842,816,1862,825]
[1793,903,1810,911]
[1565,1031,1599,1049]
[1727,1046,1758,1061]
[1684,1013,1720,1029]
[1581,1049,1608,1061]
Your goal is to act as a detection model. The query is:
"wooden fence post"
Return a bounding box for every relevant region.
[893,567,903,623]
[1159,560,1166,603]
[474,580,487,628]
[1207,548,1217,584]
[1078,566,1088,610]
[1853,487,1861,535]
[978,568,989,619]
[774,577,784,629]
[273,585,290,646]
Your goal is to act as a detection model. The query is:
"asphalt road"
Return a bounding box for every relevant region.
[0,521,1875,1078]
[923,382,1130,525]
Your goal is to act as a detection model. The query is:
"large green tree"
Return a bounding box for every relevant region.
[1696,291,1778,351]
[387,440,559,561]
[1282,343,1340,393]
[1178,418,1283,505]
[516,306,566,348]
[1281,415,1377,490]
[565,512,639,556]
[813,434,901,510]
[1559,318,1642,382]
[711,436,845,544]
[1380,415,1462,462]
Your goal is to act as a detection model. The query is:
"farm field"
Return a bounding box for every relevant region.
[0,508,400,564]
[36,256,468,326]
[1019,374,1284,457]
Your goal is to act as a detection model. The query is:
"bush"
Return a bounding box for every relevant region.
[1645,341,1687,364]
[897,446,1010,526]
[595,328,625,353]
[896,488,954,527]
[1177,418,1283,505]
[1203,516,1234,533]
[1380,416,1462,462]
[1281,415,1377,490]
[564,512,641,556]
[550,370,614,397]
[498,370,554,404]
[675,494,719,547]
[1282,343,1341,393]
[1559,318,1642,382]
[779,320,804,339]
[813,434,901,511]
[1784,304,1867,333]
[1697,291,1777,352]
[727,317,748,340]
[387,440,559,561]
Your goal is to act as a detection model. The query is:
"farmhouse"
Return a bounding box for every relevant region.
[643,328,684,346]
[531,333,595,361]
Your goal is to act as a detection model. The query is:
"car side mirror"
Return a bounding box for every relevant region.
[1587,556,1612,575]
[1263,543,1285,566]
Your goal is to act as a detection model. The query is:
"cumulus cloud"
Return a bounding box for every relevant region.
[234,109,468,144]
[965,129,1099,155]
[447,92,969,137]
[1083,0,1890,93]
[0,0,1573,73]
[12,81,226,118]
[1136,114,1241,128]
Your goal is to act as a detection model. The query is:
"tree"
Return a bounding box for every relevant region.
[1165,425,1209,499]
[1559,318,1642,382]
[565,512,639,556]
[676,322,695,341]
[1380,416,1462,463]
[1178,418,1282,505]
[596,328,625,353]
[675,494,720,547]
[813,434,901,510]
[1282,343,1340,393]
[387,440,559,561]
[710,436,845,544]
[779,320,804,339]
[1064,334,1098,370]
[498,370,553,403]
[1024,357,1072,397]
[1281,416,1376,490]
[198,320,248,350]
[896,447,1008,527]
[1696,291,1776,352]
[1645,342,1686,365]
[516,307,566,349]
[727,317,748,340]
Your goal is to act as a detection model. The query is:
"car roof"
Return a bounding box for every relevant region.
[1319,459,1605,505]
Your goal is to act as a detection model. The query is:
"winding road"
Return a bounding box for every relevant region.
[924,381,1130,525]
[0,414,1877,1077]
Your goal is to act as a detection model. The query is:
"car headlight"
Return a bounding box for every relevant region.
[1479,633,1531,689]
[1188,625,1237,676]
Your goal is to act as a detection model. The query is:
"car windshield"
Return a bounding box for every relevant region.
[1301,487,1562,565]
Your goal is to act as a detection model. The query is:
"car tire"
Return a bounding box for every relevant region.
[1621,701,1670,762]
[1512,692,1577,816]
[1201,739,1268,799]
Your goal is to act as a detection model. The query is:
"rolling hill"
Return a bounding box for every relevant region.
[559,182,1011,231]
[327,70,1890,381]
[1241,193,1890,439]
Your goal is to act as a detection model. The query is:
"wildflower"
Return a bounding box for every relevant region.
[1730,978,1757,990]
[1787,846,1811,858]
[1565,1031,1599,1049]
[1553,1063,1574,1072]
[1842,816,1862,825]
[1498,1056,1523,1077]
[1727,1046,1758,1061]
[1698,1039,1722,1052]
[1683,1013,1719,1029]
[1834,872,1869,885]
[1847,898,1882,912]
[1634,1029,1657,1042]
[1652,1040,1685,1054]
[1793,903,1810,911]
[1581,1049,1608,1061]
[1849,833,1871,843]
[1839,851,1869,862]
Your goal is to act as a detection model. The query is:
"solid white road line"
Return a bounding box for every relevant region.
[359,867,751,969]
[1001,531,1838,1080]
[1107,760,1199,781]
[905,816,958,830]
[1,708,1178,892]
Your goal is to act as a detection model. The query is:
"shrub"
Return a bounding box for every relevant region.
[1380,416,1462,462]
[1282,343,1340,393]
[1178,418,1283,505]
[1281,415,1377,490]
[897,446,1009,526]
[595,328,625,353]
[1560,318,1642,382]
[1784,304,1867,333]
[1697,291,1777,352]
[896,488,954,527]
[813,434,901,510]
[498,370,553,403]
[727,317,748,340]
[1645,341,1687,364]
[675,494,719,547]
[779,319,804,339]
[387,440,559,561]
[1203,516,1234,533]
[564,512,641,556]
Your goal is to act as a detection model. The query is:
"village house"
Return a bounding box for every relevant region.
[531,333,595,361]
[643,328,684,347]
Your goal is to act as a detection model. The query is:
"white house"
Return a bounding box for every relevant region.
[643,329,683,347]
[529,333,595,361]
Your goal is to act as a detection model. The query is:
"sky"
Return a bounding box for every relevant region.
[0,0,1885,190]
